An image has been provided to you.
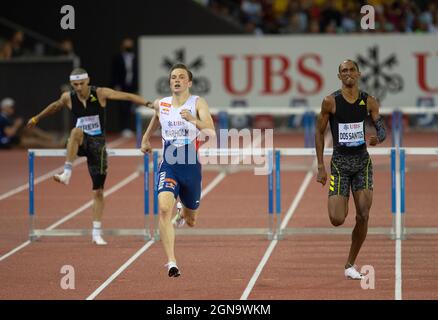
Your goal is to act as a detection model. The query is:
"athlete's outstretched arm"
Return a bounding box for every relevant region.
[368,96,386,146]
[141,100,160,154]
[98,87,154,109]
[315,96,333,186]
[26,92,70,128]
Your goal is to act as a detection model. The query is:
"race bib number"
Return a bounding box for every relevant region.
[164,128,196,147]
[338,121,365,147]
[75,115,102,136]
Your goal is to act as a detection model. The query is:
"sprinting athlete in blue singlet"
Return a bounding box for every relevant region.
[141,63,215,277]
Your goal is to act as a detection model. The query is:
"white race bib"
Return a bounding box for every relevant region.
[338,121,365,147]
[163,127,197,147]
[75,115,102,136]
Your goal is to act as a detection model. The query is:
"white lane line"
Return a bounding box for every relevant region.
[202,172,226,197]
[0,241,31,262]
[46,172,139,231]
[85,171,227,300]
[0,171,140,262]
[280,172,314,230]
[240,239,278,301]
[240,134,332,300]
[240,171,313,300]
[395,239,402,300]
[85,240,155,301]
[0,137,129,201]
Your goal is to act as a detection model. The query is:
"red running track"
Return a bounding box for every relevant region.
[0,132,437,300]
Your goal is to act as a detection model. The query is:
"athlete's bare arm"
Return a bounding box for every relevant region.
[141,99,160,154]
[27,92,71,128]
[97,87,153,109]
[367,96,386,146]
[315,95,335,186]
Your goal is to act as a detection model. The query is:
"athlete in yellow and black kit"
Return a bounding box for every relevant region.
[315,60,386,280]
[27,68,154,245]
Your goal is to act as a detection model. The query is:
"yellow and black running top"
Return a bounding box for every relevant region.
[329,89,369,155]
[70,86,106,137]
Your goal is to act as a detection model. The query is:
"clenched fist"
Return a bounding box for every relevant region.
[316,165,327,186]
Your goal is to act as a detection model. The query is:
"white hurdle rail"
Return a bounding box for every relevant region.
[275,147,438,240]
[273,147,403,240]
[28,148,153,241]
[27,146,438,242]
[27,148,277,242]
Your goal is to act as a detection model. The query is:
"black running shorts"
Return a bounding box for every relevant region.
[329,150,373,197]
[77,134,107,190]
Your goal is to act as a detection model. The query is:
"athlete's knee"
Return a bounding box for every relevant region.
[159,203,173,219]
[182,208,196,227]
[94,189,104,199]
[328,196,348,227]
[356,202,371,220]
[185,214,196,227]
[330,215,345,227]
[355,213,369,224]
[328,207,347,226]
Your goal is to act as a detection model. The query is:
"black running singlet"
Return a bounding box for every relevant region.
[329,90,369,155]
[70,86,106,136]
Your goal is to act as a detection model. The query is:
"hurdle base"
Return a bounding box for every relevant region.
[273,230,283,240]
[390,216,407,240]
[175,228,269,236]
[267,215,274,240]
[27,227,438,242]
[29,233,38,242]
[390,229,407,240]
[282,227,393,236]
[31,229,149,238]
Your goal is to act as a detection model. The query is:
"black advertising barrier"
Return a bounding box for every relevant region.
[0,57,74,133]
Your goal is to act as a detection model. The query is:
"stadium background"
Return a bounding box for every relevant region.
[1,0,438,303]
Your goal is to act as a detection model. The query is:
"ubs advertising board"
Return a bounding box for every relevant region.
[139,34,438,109]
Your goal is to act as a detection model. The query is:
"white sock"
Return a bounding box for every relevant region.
[64,162,73,173]
[92,221,102,236]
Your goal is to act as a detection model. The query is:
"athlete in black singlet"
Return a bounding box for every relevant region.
[315,60,386,280]
[27,68,154,245]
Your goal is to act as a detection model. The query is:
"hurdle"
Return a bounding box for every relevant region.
[274,147,403,239]
[28,147,277,242]
[29,146,436,243]
[149,147,277,240]
[273,146,438,241]
[124,147,403,241]
[398,147,438,238]
[27,149,152,241]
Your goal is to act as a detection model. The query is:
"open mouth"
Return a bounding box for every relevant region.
[174,84,181,89]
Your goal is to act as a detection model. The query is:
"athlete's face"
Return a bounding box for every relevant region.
[338,61,360,87]
[1,105,14,117]
[169,69,192,94]
[70,78,90,96]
